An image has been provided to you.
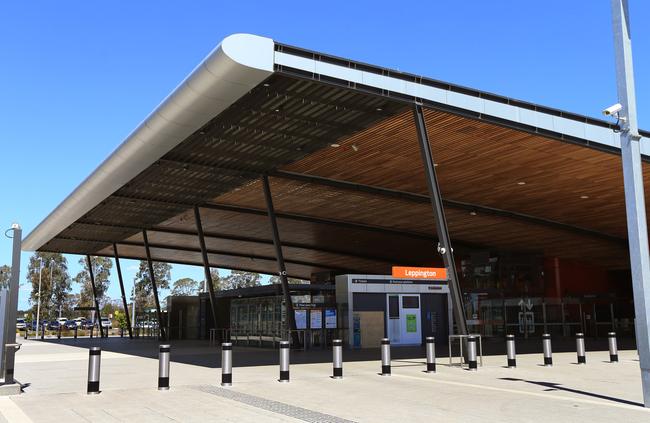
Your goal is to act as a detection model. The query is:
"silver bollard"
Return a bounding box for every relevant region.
[332,339,343,379]
[380,338,391,376]
[279,340,290,383]
[221,342,233,386]
[467,336,478,371]
[506,334,516,368]
[158,344,170,390]
[542,333,553,366]
[608,332,619,362]
[425,336,436,373]
[576,333,586,364]
[87,347,101,394]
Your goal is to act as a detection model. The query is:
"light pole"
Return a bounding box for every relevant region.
[131,283,136,332]
[35,257,44,337]
[610,0,650,407]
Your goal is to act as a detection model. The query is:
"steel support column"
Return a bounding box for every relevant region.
[86,255,105,338]
[413,105,468,336]
[112,244,133,339]
[611,0,650,407]
[193,206,219,334]
[142,230,166,341]
[262,175,300,346]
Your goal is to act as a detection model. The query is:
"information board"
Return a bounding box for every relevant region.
[295,310,307,329]
[310,310,322,329]
[325,309,337,329]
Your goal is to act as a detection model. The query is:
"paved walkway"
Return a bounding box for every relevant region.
[1,338,648,422]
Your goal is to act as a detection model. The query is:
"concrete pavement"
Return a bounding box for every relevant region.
[1,338,649,422]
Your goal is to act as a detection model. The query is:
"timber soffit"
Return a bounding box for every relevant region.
[26,34,645,265]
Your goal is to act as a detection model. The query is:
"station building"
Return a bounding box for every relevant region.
[21,34,650,347]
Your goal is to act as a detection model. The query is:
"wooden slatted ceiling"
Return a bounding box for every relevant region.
[210,177,627,268]
[281,108,641,239]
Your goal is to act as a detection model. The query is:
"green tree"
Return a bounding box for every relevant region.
[114,309,128,330]
[0,264,10,289]
[172,277,200,296]
[222,270,261,290]
[269,275,309,285]
[133,260,172,311]
[26,252,69,319]
[75,256,112,310]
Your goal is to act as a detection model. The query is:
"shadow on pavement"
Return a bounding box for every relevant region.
[33,336,637,370]
[499,377,644,407]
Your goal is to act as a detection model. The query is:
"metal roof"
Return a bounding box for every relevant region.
[23,33,650,277]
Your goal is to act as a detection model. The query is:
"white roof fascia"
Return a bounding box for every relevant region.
[22,34,275,251]
[275,51,648,155]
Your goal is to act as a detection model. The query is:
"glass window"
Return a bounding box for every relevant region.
[388,296,399,319]
[402,296,419,309]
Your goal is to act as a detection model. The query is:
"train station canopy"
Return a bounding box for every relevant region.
[23,34,650,279]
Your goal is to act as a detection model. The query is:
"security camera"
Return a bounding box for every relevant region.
[602,103,623,116]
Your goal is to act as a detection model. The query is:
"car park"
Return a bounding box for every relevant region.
[64,320,77,330]
[48,320,61,330]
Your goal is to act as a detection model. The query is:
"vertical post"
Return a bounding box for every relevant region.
[609,332,619,362]
[506,334,516,368]
[86,255,105,339]
[87,347,101,394]
[142,230,166,341]
[380,338,391,376]
[542,333,553,367]
[193,207,219,334]
[262,175,299,346]
[1,224,21,384]
[332,339,343,379]
[413,105,467,336]
[425,336,436,373]
[467,336,478,371]
[158,344,171,390]
[576,333,586,364]
[221,342,233,386]
[112,244,133,339]
[278,340,290,382]
[611,0,650,407]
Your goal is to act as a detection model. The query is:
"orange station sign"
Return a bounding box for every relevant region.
[391,266,448,280]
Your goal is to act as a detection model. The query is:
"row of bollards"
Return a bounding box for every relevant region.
[509,332,619,368]
[85,332,622,394]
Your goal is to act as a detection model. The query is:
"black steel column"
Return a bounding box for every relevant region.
[143,230,167,341]
[194,206,219,333]
[113,244,133,339]
[262,175,300,346]
[86,255,105,338]
[413,105,468,336]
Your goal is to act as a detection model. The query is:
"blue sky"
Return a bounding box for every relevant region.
[1,1,648,311]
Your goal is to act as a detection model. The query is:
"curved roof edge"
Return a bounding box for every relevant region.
[22,33,275,251]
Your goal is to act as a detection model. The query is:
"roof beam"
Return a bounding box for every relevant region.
[54,236,355,273]
[269,170,627,245]
[70,221,409,264]
[40,247,308,280]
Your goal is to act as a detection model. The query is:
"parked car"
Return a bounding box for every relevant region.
[82,320,94,330]
[64,320,77,330]
[57,317,68,326]
[16,318,26,331]
[100,318,112,329]
[73,317,85,327]
[48,320,61,330]
[32,320,49,330]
